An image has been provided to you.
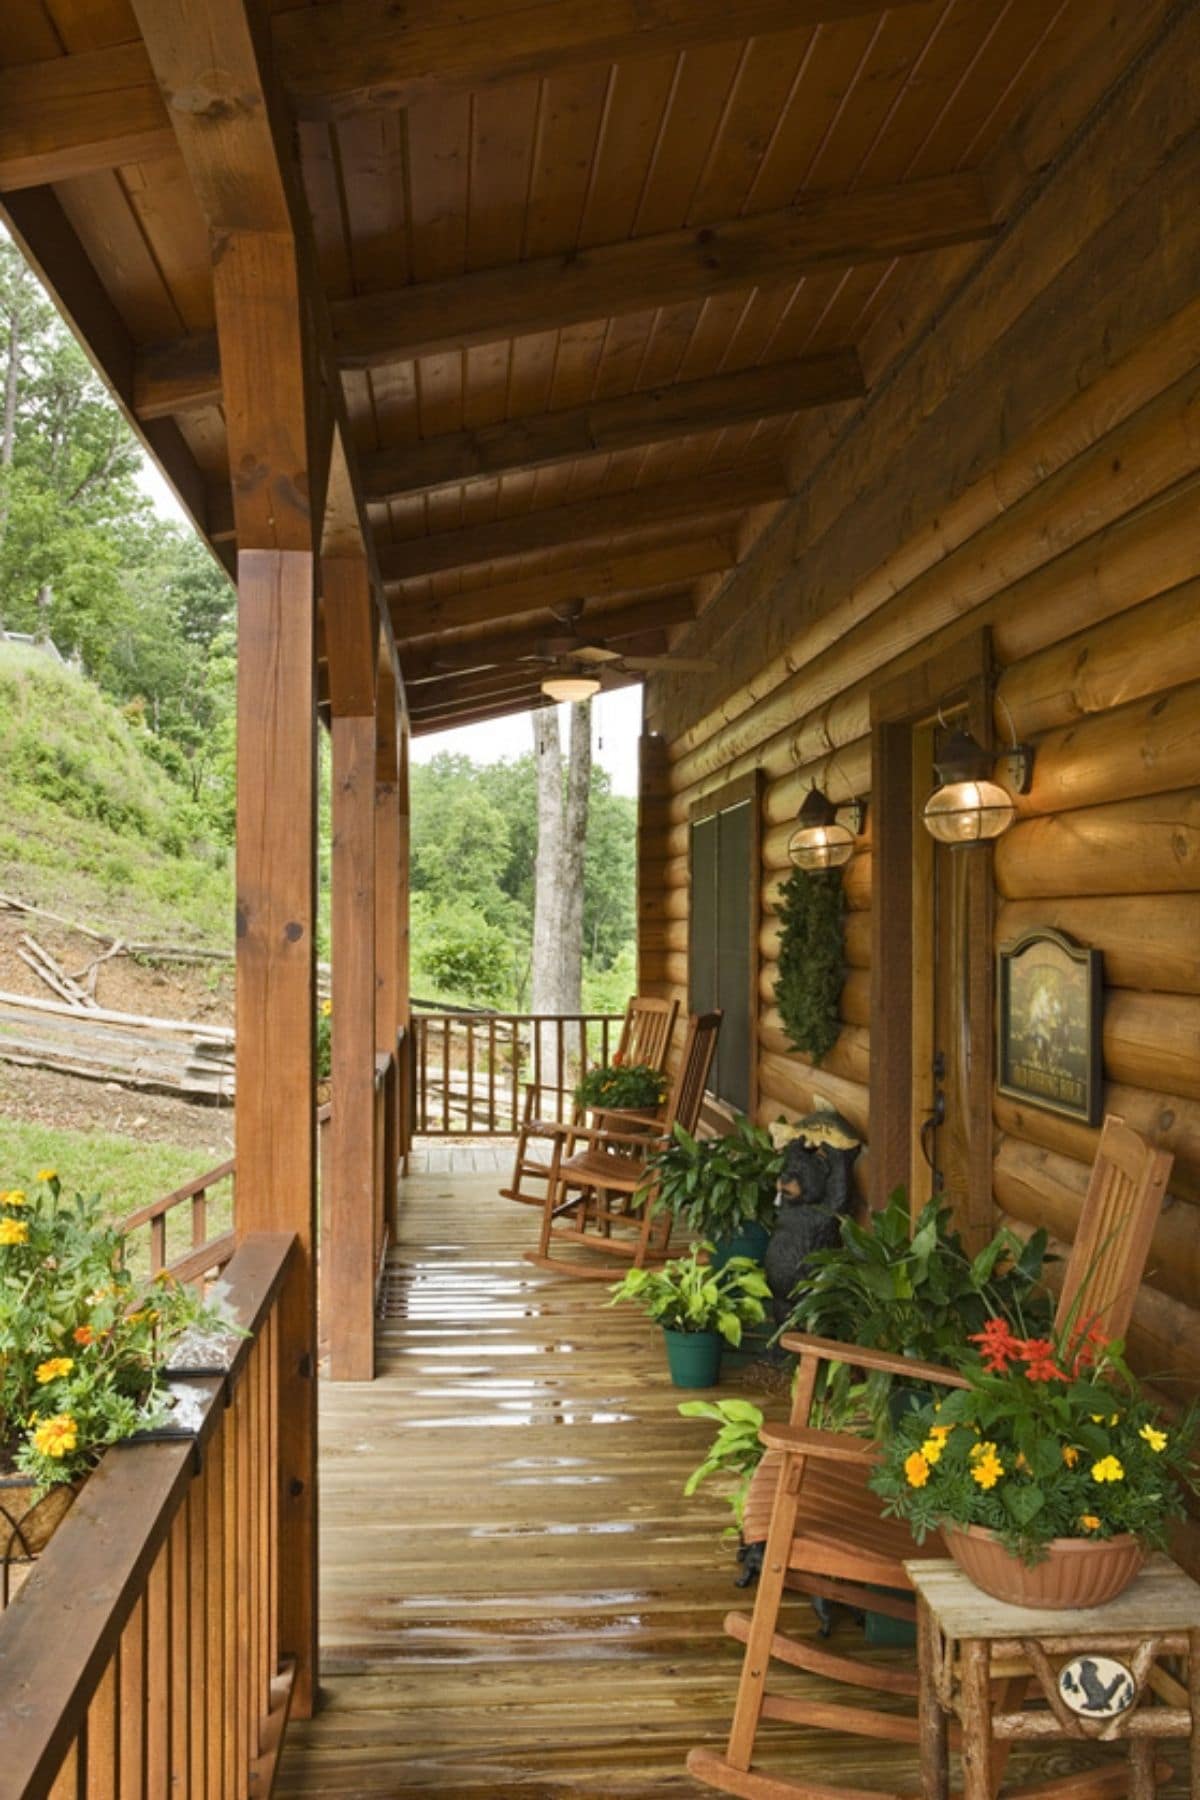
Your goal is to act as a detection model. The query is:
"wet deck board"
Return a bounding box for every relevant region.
[277,1171,1189,1797]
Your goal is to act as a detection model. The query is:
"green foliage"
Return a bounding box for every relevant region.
[648,1117,783,1240]
[0,1173,234,1490]
[574,1061,666,1110]
[412,892,515,1008]
[773,867,844,1063]
[316,998,332,1081]
[0,1121,232,1245]
[678,1396,766,1530]
[609,1247,771,1346]
[780,1187,1052,1431]
[871,1324,1200,1564]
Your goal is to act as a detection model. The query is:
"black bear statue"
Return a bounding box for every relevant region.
[763,1110,862,1335]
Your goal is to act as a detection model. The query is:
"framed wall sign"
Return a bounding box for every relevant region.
[997,927,1102,1125]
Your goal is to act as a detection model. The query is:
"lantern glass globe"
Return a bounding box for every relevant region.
[787,819,855,870]
[922,778,1016,844]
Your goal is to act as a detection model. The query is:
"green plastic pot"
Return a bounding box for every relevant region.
[711,1221,771,1268]
[663,1327,723,1388]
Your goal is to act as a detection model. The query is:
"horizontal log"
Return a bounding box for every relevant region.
[1013,679,1200,818]
[996,1208,1200,1399]
[394,539,733,637]
[1103,990,1200,1102]
[997,576,1200,739]
[380,466,787,584]
[994,789,1200,898]
[368,355,865,504]
[759,906,871,970]
[996,896,1200,994]
[764,853,872,914]
[757,1050,869,1138]
[758,1015,869,1086]
[763,736,872,829]
[994,1087,1200,1207]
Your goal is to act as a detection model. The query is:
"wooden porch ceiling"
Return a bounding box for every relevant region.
[0,0,1158,734]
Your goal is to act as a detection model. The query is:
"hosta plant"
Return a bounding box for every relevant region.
[679,1396,766,1530]
[0,1172,235,1491]
[870,1315,1199,1565]
[646,1116,783,1239]
[574,1058,667,1111]
[609,1247,771,1346]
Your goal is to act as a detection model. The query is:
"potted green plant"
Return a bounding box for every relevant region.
[574,1058,667,1114]
[777,1186,1051,1432]
[870,1314,1199,1608]
[609,1248,772,1388]
[646,1117,783,1266]
[0,1172,234,1563]
[678,1396,767,1530]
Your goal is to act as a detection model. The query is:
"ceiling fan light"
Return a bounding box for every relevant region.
[541,673,601,703]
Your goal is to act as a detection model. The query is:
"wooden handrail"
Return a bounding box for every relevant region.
[0,1232,296,1798]
[412,1011,624,1137]
[119,1156,237,1232]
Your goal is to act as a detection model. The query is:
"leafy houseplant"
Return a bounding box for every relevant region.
[574,1058,667,1112]
[778,1186,1051,1432]
[678,1396,766,1530]
[647,1117,783,1259]
[870,1316,1199,1605]
[773,866,844,1063]
[0,1173,232,1501]
[609,1248,772,1387]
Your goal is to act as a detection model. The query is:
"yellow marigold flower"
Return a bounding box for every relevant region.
[971,1451,1005,1490]
[320,998,332,1017]
[1091,1455,1125,1484]
[1139,1424,1167,1453]
[1015,1452,1030,1474]
[1080,1514,1102,1532]
[2,1188,28,1206]
[32,1414,78,1459]
[0,1218,29,1245]
[1090,1413,1120,1427]
[904,1451,931,1489]
[1062,1445,1080,1468]
[969,1439,999,1462]
[928,1424,952,1443]
[919,1436,944,1466]
[35,1168,57,1183]
[35,1356,74,1384]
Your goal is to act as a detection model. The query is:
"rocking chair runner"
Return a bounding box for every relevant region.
[689,1114,1174,1800]
[522,1009,721,1281]
[500,994,679,1206]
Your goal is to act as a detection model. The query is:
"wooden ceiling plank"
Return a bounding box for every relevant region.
[410,687,554,736]
[392,536,731,634]
[400,594,694,675]
[0,41,174,191]
[379,461,786,581]
[363,350,863,502]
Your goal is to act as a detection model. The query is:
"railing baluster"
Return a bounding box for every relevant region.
[86,1654,117,1797]
[145,1544,169,1795]
[169,1504,189,1792]
[117,1594,145,1797]
[441,1015,450,1134]
[205,1425,226,1797]
[48,1740,80,1799]
[488,1015,496,1131]
[235,1343,252,1796]
[188,1473,207,1797]
[149,1213,166,1276]
[192,1187,208,1250]
[466,1018,475,1135]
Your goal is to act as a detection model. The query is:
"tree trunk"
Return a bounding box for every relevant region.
[531,706,566,1045]
[560,698,591,1017]
[0,309,19,553]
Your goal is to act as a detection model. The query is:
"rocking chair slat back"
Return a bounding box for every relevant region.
[617,995,679,1072]
[663,1011,722,1136]
[1055,1114,1173,1346]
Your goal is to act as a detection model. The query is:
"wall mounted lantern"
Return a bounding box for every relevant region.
[922,726,1033,845]
[541,672,601,703]
[787,786,866,870]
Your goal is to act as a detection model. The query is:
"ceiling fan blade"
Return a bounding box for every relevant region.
[619,653,717,672]
[571,643,622,663]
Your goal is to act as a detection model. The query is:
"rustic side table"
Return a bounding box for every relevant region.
[906,1555,1200,1799]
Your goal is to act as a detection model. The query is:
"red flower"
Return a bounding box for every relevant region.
[1019,1337,1067,1382]
[970,1317,1019,1373]
[1067,1317,1110,1376]
[611,1051,624,1066]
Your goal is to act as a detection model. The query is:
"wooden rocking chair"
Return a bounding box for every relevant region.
[522,1009,721,1281]
[500,994,678,1206]
[688,1114,1174,1800]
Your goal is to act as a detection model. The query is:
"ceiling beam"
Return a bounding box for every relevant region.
[399,593,695,678]
[0,2,896,188]
[391,539,733,638]
[367,353,862,505]
[411,688,555,737]
[132,174,990,415]
[378,462,787,583]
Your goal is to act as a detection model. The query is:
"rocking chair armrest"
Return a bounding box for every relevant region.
[758,1423,878,1464]
[777,1330,972,1391]
[539,1120,669,1153]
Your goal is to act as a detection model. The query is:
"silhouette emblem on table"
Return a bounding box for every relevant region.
[1058,1655,1136,1718]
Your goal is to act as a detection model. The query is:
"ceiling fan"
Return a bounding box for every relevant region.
[431,601,715,697]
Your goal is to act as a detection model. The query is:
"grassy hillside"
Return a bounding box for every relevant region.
[0,642,231,943]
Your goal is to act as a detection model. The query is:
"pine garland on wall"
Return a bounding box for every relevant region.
[773,866,845,1064]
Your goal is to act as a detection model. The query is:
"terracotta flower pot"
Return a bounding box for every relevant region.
[945,1522,1144,1609]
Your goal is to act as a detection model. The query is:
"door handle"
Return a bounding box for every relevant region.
[920,1089,946,1171]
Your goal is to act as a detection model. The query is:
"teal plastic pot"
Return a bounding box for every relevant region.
[663,1327,723,1388]
[711,1221,770,1268]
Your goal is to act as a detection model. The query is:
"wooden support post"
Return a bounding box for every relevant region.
[325,557,378,1383]
[374,659,405,1202]
[233,548,319,1714]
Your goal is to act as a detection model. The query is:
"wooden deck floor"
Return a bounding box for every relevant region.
[277,1170,1188,1798]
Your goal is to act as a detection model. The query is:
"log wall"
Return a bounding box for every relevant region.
[640,6,1200,1405]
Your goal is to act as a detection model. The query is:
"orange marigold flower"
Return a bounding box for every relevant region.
[904,1452,931,1489]
[1062,1445,1080,1468]
[35,1356,74,1384]
[1080,1514,1102,1532]
[72,1325,95,1347]
[32,1414,78,1459]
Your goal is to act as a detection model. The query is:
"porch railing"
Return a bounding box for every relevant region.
[0,1231,295,1799]
[119,1156,238,1285]
[412,1010,624,1136]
